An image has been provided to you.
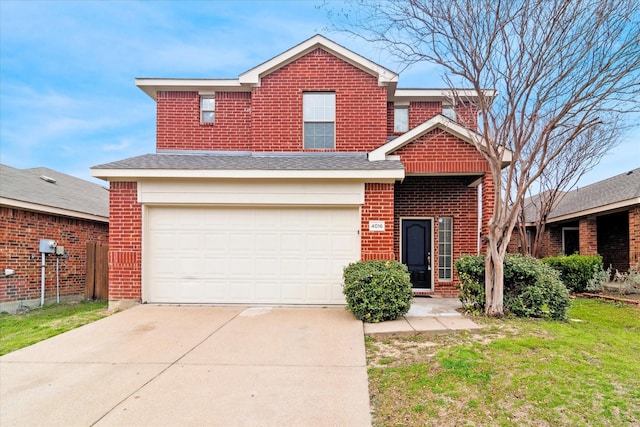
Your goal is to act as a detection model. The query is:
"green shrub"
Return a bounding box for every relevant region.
[455,254,571,320]
[587,265,611,292]
[543,254,603,293]
[457,271,485,315]
[342,260,412,323]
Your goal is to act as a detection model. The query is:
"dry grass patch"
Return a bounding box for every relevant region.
[367,299,640,426]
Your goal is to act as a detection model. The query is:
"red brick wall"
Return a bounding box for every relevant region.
[456,102,478,131]
[579,215,598,255]
[361,183,395,261]
[536,224,565,258]
[392,129,488,174]
[250,48,387,152]
[156,91,251,151]
[387,102,443,136]
[394,176,479,297]
[108,182,142,302]
[0,207,108,305]
[409,102,441,129]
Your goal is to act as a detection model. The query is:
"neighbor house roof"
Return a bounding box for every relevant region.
[524,167,640,224]
[91,152,404,182]
[0,164,109,222]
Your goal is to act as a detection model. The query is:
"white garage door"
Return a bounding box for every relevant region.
[146,206,360,304]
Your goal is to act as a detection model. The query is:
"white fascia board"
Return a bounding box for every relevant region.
[390,88,497,102]
[135,78,248,100]
[544,198,640,224]
[239,34,398,87]
[91,168,405,182]
[0,197,109,223]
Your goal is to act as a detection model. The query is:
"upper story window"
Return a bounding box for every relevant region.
[303,92,335,149]
[394,106,409,132]
[442,105,456,121]
[200,95,215,123]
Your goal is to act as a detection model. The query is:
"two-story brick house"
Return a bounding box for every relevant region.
[92,35,499,310]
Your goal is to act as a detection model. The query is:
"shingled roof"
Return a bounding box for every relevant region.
[92,152,404,171]
[0,164,109,221]
[524,167,640,223]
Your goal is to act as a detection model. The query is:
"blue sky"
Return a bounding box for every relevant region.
[1,0,637,187]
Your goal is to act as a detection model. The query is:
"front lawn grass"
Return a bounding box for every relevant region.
[367,298,640,426]
[0,300,109,356]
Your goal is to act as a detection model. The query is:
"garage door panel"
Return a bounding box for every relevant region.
[146,206,359,304]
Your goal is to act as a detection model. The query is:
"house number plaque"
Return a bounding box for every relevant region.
[369,221,385,231]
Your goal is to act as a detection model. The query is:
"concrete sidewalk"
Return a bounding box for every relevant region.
[364,297,483,336]
[0,305,371,427]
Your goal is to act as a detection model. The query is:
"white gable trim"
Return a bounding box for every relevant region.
[239,34,398,87]
[368,115,513,165]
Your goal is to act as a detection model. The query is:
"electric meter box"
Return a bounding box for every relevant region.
[39,239,57,253]
[55,246,65,256]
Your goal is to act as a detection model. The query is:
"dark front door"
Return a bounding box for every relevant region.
[402,219,432,289]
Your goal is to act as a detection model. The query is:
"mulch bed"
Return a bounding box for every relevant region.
[577,293,640,305]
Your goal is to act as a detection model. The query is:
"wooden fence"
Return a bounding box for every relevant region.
[85,242,108,300]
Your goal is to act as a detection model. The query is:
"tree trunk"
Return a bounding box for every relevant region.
[485,241,505,316]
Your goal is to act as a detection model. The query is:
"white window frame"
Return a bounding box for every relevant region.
[438,217,453,281]
[303,92,335,149]
[442,105,456,121]
[200,95,215,123]
[394,106,409,133]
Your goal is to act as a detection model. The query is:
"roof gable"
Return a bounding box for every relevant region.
[239,34,398,87]
[0,164,109,221]
[369,115,512,166]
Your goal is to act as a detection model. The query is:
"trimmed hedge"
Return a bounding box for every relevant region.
[455,254,571,320]
[542,254,603,293]
[342,260,413,323]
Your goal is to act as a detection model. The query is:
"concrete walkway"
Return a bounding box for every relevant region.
[364,297,483,336]
[0,305,371,427]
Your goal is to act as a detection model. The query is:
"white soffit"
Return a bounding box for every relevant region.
[91,168,404,182]
[135,79,247,100]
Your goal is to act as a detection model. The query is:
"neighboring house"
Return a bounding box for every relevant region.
[92,35,505,310]
[513,167,640,272]
[0,164,109,312]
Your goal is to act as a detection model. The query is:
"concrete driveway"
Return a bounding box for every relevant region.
[0,305,371,426]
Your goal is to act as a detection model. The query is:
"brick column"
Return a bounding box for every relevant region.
[108,181,142,309]
[629,206,640,269]
[579,215,597,255]
[361,183,395,260]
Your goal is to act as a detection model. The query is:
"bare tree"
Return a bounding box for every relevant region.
[329,0,640,315]
[518,122,622,257]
